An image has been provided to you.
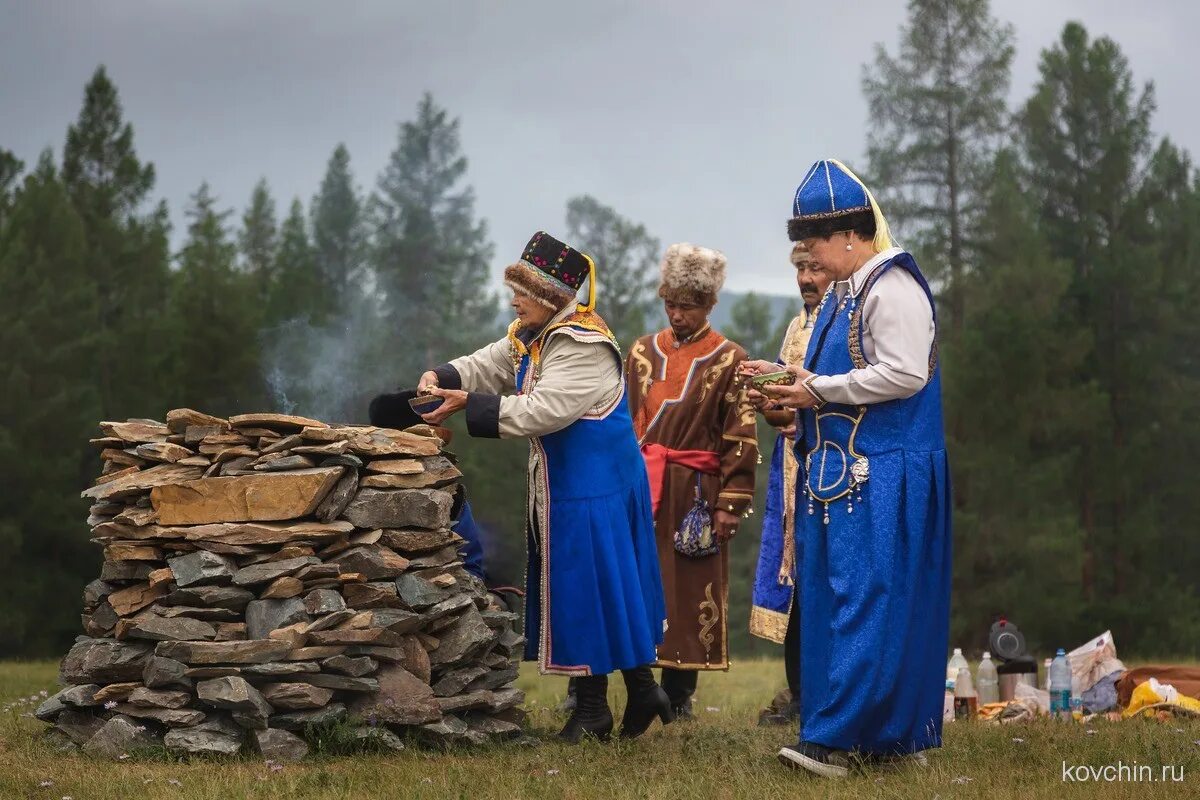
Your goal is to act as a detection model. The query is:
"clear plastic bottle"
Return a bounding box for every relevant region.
[977,651,1000,705]
[953,666,978,721]
[1049,648,1072,717]
[946,648,969,688]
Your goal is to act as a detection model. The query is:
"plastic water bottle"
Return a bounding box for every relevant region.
[946,648,969,688]
[1049,648,1072,717]
[953,667,977,721]
[977,652,1000,705]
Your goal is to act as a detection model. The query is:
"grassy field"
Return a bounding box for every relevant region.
[3,658,1199,799]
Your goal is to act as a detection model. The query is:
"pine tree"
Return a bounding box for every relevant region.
[0,149,22,225]
[173,183,263,415]
[60,66,174,420]
[563,194,659,345]
[239,178,278,306]
[0,153,102,654]
[372,93,497,378]
[1019,22,1159,611]
[311,143,365,316]
[941,150,1097,650]
[862,0,1015,337]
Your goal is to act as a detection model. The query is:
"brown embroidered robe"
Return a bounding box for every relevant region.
[626,326,758,669]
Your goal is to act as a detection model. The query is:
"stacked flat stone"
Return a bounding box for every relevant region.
[36,409,526,760]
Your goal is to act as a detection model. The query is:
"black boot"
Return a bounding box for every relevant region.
[557,674,612,743]
[559,676,578,712]
[619,666,674,739]
[661,667,698,720]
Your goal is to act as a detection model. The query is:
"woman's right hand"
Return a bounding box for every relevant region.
[417,371,439,393]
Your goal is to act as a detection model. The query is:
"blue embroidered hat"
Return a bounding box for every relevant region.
[787,159,895,252]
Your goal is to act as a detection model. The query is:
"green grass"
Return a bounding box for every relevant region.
[3,659,1200,798]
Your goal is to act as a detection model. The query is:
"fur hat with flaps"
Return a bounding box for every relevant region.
[504,231,596,311]
[658,242,727,307]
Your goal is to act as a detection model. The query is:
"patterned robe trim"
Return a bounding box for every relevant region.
[659,579,730,670]
[637,331,735,443]
[514,310,621,676]
[749,605,790,643]
[531,434,592,677]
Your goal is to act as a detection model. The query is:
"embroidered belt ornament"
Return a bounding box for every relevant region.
[674,474,719,558]
[803,406,870,524]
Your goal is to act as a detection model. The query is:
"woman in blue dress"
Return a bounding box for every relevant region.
[744,160,952,778]
[419,231,673,743]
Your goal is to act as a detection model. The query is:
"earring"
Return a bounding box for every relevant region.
[845,243,853,251]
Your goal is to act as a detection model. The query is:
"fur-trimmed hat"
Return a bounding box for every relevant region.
[657,243,726,307]
[503,231,593,311]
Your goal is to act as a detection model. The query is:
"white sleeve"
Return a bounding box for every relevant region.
[447,338,516,395]
[497,335,620,439]
[808,268,934,405]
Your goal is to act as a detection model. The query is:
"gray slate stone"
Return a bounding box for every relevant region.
[253,727,309,762]
[331,545,409,580]
[466,713,522,739]
[428,606,496,668]
[350,726,406,751]
[196,676,273,730]
[303,588,345,615]
[143,655,193,689]
[269,702,346,732]
[259,682,334,710]
[60,683,101,707]
[164,716,245,756]
[347,664,440,725]
[82,714,155,759]
[60,637,153,684]
[165,585,255,610]
[342,488,453,530]
[292,673,379,692]
[233,557,320,587]
[83,579,115,607]
[101,560,155,582]
[123,614,217,642]
[322,655,378,677]
[157,605,242,622]
[304,609,356,633]
[112,703,206,727]
[314,467,356,522]
[53,709,107,745]
[157,639,293,664]
[241,661,320,677]
[127,687,193,709]
[364,608,424,634]
[394,574,453,611]
[167,551,238,588]
[245,597,309,639]
[466,666,521,693]
[432,666,489,697]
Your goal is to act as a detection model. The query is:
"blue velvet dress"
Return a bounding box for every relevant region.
[516,319,666,676]
[796,252,952,754]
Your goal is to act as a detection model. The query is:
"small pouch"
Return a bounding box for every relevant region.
[673,475,719,558]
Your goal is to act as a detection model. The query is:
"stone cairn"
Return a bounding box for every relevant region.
[35,409,525,761]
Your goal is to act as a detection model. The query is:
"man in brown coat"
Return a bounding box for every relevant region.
[625,242,758,717]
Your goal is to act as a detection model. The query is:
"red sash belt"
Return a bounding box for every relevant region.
[640,443,720,516]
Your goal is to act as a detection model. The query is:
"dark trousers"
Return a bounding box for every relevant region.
[784,593,801,713]
[660,667,698,707]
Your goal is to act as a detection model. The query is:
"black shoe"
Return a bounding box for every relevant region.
[618,666,675,739]
[777,741,851,779]
[557,674,613,744]
[671,696,694,721]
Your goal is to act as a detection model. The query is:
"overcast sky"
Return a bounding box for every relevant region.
[3,0,1197,296]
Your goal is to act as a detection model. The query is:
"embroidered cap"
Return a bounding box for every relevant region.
[504,231,597,312]
[787,159,895,253]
